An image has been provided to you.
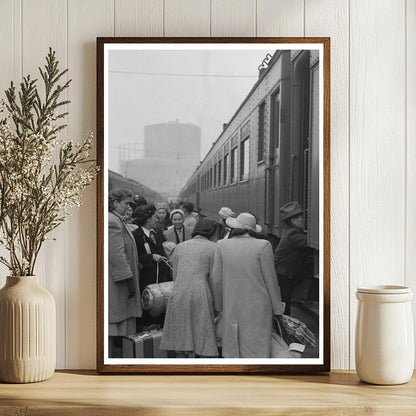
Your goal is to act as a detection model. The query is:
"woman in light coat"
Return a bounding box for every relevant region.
[108,188,142,357]
[160,218,219,357]
[210,213,284,358]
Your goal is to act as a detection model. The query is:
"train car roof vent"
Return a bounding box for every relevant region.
[258,67,268,79]
[223,123,228,131]
[258,53,273,79]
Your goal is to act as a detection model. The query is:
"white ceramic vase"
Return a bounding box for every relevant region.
[0,276,56,383]
[355,285,414,385]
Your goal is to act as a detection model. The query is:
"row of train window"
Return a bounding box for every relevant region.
[199,102,268,192]
[200,138,249,191]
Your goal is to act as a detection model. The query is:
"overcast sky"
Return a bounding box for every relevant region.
[108,48,276,174]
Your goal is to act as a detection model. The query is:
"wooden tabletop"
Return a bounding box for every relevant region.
[0,370,415,415]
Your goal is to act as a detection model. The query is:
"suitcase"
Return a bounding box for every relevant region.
[122,325,175,358]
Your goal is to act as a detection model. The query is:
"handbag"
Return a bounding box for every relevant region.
[141,262,174,318]
[273,314,318,349]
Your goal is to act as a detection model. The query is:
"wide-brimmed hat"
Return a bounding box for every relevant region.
[218,207,235,219]
[169,208,185,220]
[225,213,262,232]
[280,201,303,221]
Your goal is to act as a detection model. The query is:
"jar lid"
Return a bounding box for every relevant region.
[357,285,411,294]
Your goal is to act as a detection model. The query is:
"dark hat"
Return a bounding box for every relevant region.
[280,201,303,221]
[192,217,218,238]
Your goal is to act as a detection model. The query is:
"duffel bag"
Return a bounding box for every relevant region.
[142,263,174,318]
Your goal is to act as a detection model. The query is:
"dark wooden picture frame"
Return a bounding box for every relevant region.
[97,37,330,373]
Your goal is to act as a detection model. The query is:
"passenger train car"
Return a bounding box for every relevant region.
[180,49,320,270]
[108,170,164,204]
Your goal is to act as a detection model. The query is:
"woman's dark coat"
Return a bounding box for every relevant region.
[132,226,172,293]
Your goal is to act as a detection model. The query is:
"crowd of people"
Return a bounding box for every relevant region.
[108,188,313,358]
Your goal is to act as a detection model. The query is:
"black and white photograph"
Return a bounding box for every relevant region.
[97,38,330,373]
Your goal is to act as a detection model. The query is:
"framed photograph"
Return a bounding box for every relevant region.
[97,37,330,373]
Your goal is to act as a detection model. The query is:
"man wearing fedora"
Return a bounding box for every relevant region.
[217,206,235,239]
[274,201,308,316]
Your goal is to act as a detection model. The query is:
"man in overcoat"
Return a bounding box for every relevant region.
[274,201,309,315]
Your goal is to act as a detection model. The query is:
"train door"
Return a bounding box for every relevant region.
[308,52,320,250]
[291,50,320,285]
[264,52,292,234]
[196,174,200,211]
[290,51,311,226]
[267,88,281,230]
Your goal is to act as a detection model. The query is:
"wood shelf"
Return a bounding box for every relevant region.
[0,370,415,415]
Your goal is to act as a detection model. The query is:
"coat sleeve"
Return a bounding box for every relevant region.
[290,229,307,247]
[260,241,285,315]
[209,244,223,313]
[208,245,215,276]
[171,248,179,282]
[109,217,133,282]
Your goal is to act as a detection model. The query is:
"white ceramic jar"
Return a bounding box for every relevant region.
[355,285,414,385]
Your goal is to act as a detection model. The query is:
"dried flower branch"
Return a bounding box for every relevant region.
[0,48,97,276]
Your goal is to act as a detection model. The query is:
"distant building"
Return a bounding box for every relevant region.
[120,120,201,198]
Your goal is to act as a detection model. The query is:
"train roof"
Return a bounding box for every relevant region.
[109,169,163,197]
[181,49,283,191]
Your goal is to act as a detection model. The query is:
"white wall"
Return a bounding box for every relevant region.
[0,0,414,370]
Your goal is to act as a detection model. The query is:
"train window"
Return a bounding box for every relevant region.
[231,133,238,147]
[271,90,280,151]
[231,147,237,183]
[209,168,213,188]
[241,122,249,138]
[214,163,217,187]
[218,159,222,186]
[258,102,265,162]
[223,154,228,185]
[240,138,250,181]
